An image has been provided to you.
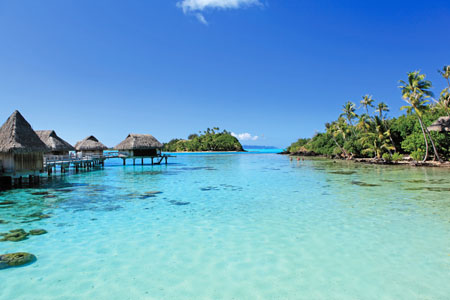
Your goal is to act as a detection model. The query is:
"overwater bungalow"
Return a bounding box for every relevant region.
[427,116,450,132]
[0,111,48,178]
[36,130,75,156]
[74,136,107,157]
[115,133,164,165]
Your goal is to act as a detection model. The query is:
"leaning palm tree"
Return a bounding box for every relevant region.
[326,121,348,158]
[360,95,375,115]
[399,71,441,162]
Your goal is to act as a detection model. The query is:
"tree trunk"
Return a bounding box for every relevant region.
[389,136,397,152]
[425,128,442,162]
[346,118,356,136]
[332,136,348,158]
[417,116,429,162]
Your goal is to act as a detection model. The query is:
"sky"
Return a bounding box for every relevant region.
[0,0,449,148]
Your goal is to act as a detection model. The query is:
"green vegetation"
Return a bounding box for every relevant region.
[163,128,244,152]
[287,67,450,162]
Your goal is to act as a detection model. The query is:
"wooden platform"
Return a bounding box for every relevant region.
[43,151,175,174]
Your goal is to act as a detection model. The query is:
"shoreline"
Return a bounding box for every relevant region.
[164,150,247,153]
[285,153,450,168]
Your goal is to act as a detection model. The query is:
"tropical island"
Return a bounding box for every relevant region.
[286,67,450,164]
[163,128,244,152]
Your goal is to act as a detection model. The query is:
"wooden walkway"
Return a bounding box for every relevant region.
[44,151,174,174]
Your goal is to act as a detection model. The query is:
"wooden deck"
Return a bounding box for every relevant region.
[43,151,174,174]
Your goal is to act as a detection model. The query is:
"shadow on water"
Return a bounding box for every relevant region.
[200,184,243,192]
[169,200,190,206]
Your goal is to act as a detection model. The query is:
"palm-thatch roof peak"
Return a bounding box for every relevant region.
[74,135,108,151]
[35,130,75,152]
[427,116,450,132]
[0,110,49,153]
[115,133,163,150]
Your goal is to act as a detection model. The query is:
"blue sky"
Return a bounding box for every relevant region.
[0,0,449,148]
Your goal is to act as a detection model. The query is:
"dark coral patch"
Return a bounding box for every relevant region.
[29,229,47,235]
[0,252,36,269]
[351,181,380,187]
[330,171,357,175]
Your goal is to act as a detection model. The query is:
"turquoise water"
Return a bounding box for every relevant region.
[1,153,449,299]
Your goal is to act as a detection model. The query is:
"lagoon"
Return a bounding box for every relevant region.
[1,152,449,299]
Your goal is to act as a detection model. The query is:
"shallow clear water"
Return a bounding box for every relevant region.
[1,153,449,300]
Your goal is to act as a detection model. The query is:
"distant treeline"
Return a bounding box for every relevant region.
[163,128,244,152]
[287,67,450,162]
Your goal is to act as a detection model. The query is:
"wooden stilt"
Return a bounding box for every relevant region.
[0,176,12,190]
[141,158,144,165]
[123,158,126,166]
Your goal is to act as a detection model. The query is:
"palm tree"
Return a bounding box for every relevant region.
[360,95,375,115]
[434,88,450,117]
[399,71,441,162]
[374,102,397,151]
[359,116,394,159]
[375,102,389,119]
[438,65,450,88]
[436,65,450,117]
[356,114,371,133]
[341,101,358,135]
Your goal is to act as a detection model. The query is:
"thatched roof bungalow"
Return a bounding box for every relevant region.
[115,134,163,157]
[427,116,450,132]
[36,130,75,156]
[0,111,48,176]
[74,136,107,156]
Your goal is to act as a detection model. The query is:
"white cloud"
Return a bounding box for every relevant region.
[195,13,208,25]
[231,132,259,141]
[177,0,262,24]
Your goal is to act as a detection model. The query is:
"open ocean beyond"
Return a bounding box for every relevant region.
[1,151,449,300]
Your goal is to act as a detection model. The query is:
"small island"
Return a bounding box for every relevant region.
[163,128,244,152]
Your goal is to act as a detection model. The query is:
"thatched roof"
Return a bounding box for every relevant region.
[0,110,49,153]
[36,130,75,152]
[74,135,108,151]
[115,134,163,150]
[427,116,450,132]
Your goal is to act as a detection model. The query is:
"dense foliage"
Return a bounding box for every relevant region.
[287,67,450,161]
[163,128,244,152]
